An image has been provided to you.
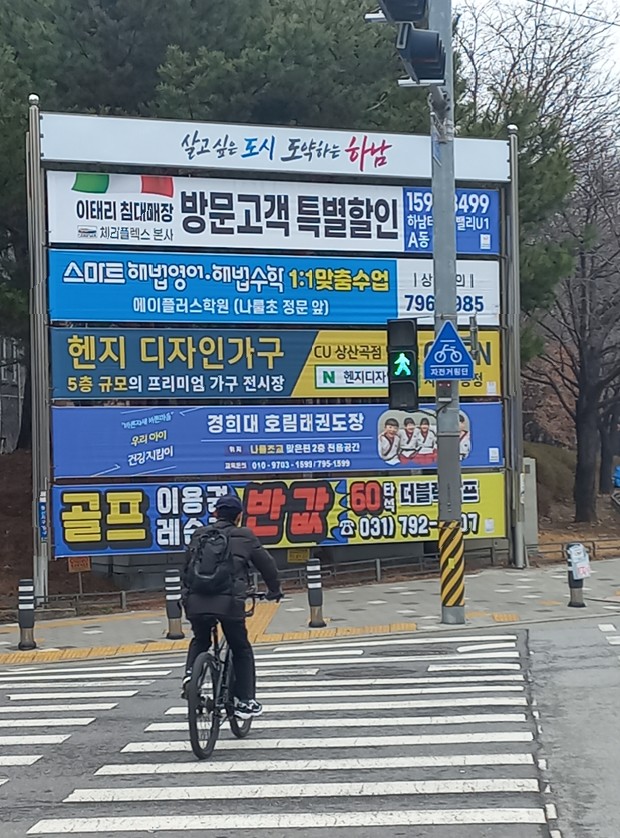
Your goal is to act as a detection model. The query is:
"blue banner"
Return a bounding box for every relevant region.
[47,251,398,325]
[51,403,503,479]
[403,188,500,255]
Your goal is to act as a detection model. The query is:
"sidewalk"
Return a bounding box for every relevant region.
[0,558,619,665]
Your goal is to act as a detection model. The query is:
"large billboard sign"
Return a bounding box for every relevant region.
[46,172,501,256]
[40,113,510,182]
[47,250,501,327]
[51,402,504,479]
[50,327,502,399]
[51,472,506,557]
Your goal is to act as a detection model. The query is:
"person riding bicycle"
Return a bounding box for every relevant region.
[181,493,282,719]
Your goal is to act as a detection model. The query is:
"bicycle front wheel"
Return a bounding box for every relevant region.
[188,651,220,760]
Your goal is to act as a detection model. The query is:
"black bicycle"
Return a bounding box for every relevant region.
[187,591,266,760]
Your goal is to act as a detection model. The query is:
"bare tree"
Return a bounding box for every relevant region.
[455,0,620,153]
[524,145,620,521]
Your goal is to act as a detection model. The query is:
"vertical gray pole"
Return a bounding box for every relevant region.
[26,94,50,604]
[165,569,185,640]
[430,0,465,624]
[306,555,326,628]
[17,578,37,651]
[507,125,526,569]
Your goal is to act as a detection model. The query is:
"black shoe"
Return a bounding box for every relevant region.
[234,697,264,719]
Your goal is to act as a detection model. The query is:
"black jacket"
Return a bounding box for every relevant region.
[182,519,280,621]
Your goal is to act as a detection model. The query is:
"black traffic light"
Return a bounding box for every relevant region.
[387,319,419,410]
[396,22,445,84]
[377,0,428,23]
[375,1,446,86]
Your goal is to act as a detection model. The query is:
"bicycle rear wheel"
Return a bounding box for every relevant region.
[188,651,220,760]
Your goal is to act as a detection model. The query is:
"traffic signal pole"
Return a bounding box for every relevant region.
[429,0,465,624]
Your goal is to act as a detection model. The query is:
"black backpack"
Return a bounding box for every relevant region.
[184,525,234,596]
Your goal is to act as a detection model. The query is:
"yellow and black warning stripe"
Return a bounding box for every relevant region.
[439,520,465,608]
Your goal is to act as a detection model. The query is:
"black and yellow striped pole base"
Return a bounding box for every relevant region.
[439,520,466,625]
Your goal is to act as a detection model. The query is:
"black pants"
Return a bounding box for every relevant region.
[185,616,256,701]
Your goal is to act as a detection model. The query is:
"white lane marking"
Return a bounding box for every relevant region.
[250,668,319,677]
[0,671,170,682]
[0,735,70,745]
[257,649,365,659]
[0,755,42,766]
[165,685,524,708]
[122,731,534,753]
[256,652,519,667]
[9,691,138,701]
[257,675,525,688]
[96,752,535,776]
[167,696,526,716]
[0,704,117,713]
[0,718,94,728]
[274,634,518,652]
[429,663,521,671]
[148,713,527,732]
[0,682,153,690]
[82,630,103,635]
[65,777,540,804]
[229,696,528,712]
[455,644,516,653]
[27,808,547,832]
[607,637,620,645]
[0,664,174,676]
[598,624,616,632]
[546,803,559,820]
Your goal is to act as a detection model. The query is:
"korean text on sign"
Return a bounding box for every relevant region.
[51,474,506,556]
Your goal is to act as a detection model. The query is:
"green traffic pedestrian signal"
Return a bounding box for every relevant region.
[387,320,419,410]
[392,350,415,378]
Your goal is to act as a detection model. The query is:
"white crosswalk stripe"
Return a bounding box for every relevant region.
[25,631,557,836]
[0,653,175,788]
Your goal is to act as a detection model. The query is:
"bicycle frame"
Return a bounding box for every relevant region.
[209,623,235,719]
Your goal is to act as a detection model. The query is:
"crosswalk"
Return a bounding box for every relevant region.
[0,656,174,784]
[23,630,559,836]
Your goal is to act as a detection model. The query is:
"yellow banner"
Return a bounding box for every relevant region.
[292,329,501,398]
[53,473,505,557]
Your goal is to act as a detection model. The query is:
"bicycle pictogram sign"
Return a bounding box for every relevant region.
[423,321,474,381]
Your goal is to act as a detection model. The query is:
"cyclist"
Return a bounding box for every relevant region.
[181,493,282,719]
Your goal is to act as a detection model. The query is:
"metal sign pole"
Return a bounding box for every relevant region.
[430,0,465,624]
[26,94,50,604]
[507,125,526,569]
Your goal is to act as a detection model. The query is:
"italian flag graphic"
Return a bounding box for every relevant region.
[71,172,175,198]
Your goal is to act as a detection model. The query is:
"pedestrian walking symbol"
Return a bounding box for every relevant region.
[423,321,475,381]
[394,352,412,377]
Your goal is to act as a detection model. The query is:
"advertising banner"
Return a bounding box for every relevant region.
[50,327,502,399]
[40,113,511,182]
[48,250,500,327]
[51,472,506,557]
[46,172,501,256]
[51,402,503,479]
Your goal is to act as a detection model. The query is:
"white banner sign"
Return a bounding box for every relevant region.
[40,113,510,182]
[47,171,406,252]
[46,172,501,256]
[397,260,500,326]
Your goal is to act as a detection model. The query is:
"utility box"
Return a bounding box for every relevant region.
[523,457,539,549]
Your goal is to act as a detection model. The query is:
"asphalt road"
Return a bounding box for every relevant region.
[0,622,583,837]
